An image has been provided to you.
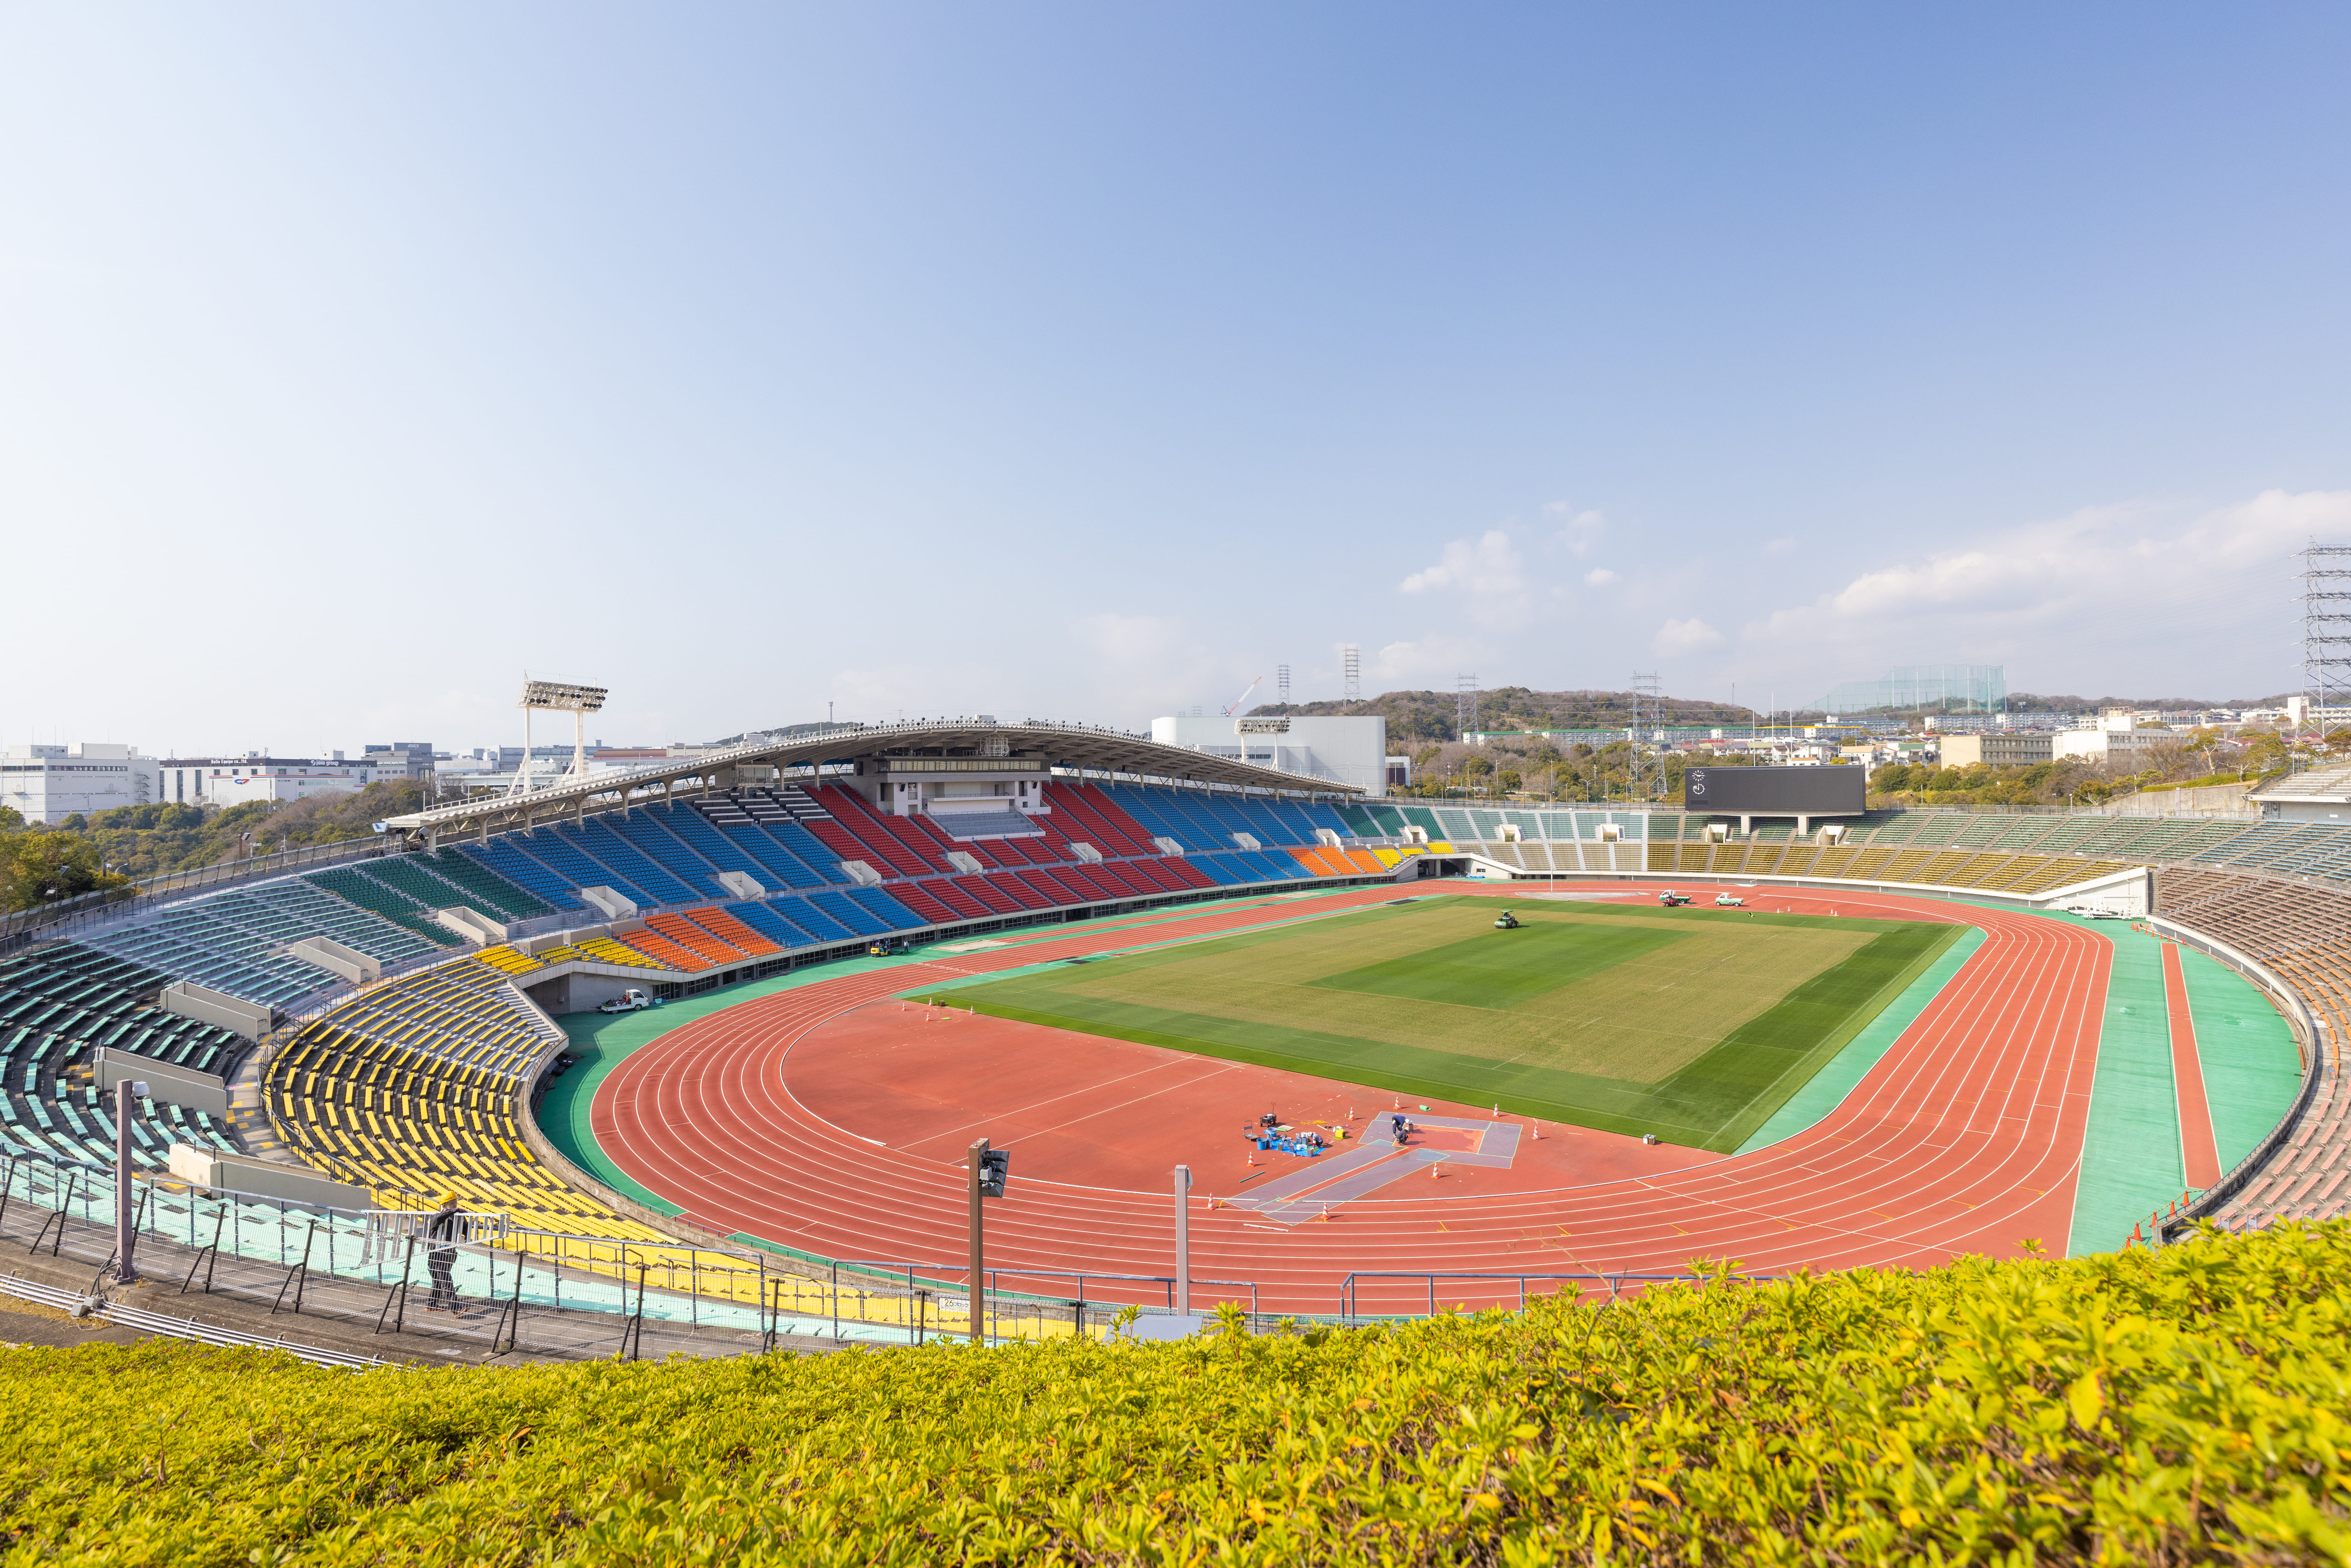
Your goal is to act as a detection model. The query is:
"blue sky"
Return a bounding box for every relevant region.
[4,5,2346,753]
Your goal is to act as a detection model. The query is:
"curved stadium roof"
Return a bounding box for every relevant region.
[380,718,1360,844]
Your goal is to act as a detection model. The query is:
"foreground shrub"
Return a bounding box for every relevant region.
[3,1222,2347,1564]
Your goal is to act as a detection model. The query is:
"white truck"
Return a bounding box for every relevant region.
[597,987,659,1014]
[1715,893,1745,907]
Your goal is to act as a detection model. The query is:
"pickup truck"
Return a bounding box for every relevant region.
[597,987,659,1014]
[1657,891,1693,907]
[1714,893,1744,907]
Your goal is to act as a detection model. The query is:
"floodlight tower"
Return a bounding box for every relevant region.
[1631,672,1663,801]
[511,678,609,795]
[2303,545,2351,763]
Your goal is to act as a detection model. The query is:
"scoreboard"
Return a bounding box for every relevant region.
[1682,764,1865,815]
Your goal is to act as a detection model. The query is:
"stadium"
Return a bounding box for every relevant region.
[0,711,2333,1348]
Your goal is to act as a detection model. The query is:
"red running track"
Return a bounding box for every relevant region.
[591,883,2109,1314]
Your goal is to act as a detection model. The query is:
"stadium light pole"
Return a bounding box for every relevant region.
[968,1137,986,1344]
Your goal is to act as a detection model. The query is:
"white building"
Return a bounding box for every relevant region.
[1,744,164,824]
[161,756,382,809]
[1149,714,1389,796]
[2051,712,2183,765]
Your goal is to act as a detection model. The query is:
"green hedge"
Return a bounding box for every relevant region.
[5,1223,2348,1564]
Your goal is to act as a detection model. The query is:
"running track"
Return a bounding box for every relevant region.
[591,883,2108,1314]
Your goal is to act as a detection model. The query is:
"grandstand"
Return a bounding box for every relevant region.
[2148,867,2351,1231]
[0,943,249,1172]
[5,717,2348,1323]
[261,956,657,1240]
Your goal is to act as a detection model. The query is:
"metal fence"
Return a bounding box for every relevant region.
[0,836,403,947]
[1338,1269,1781,1320]
[0,1139,1278,1348]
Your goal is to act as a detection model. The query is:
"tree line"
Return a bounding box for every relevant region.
[0,780,431,914]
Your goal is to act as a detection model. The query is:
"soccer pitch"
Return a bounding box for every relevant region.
[946,896,1966,1150]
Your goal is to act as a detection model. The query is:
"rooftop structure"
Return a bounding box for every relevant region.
[384,717,1360,846]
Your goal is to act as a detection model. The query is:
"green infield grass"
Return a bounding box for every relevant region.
[942,895,1967,1149]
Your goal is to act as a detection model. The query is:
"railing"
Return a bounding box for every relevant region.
[0,1131,1289,1349]
[1338,1268,1781,1320]
[829,1258,1262,1342]
[0,836,398,946]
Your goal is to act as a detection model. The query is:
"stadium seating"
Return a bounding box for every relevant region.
[486,833,656,910]
[304,866,463,948]
[2154,867,2351,1228]
[454,841,591,913]
[0,943,251,1172]
[687,907,782,957]
[614,926,715,971]
[570,818,703,906]
[422,849,559,921]
[264,957,667,1239]
[644,911,755,967]
[0,944,247,1079]
[80,880,448,1009]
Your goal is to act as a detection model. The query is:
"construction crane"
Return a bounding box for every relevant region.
[1222,675,1265,717]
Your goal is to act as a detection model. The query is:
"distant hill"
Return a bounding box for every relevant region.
[1251,687,1758,744]
[2007,691,2296,715]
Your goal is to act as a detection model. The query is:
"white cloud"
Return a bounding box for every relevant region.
[1585,568,1619,587]
[1401,529,1522,595]
[1399,529,1529,626]
[1764,537,1797,553]
[1545,501,1606,557]
[1654,617,1725,656]
[1750,488,2351,696]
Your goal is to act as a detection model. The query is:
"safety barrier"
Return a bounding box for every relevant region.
[1338,1268,1781,1321]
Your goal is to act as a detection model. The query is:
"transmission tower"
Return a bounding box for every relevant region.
[2304,546,2351,748]
[1631,672,1663,801]
[1277,664,1291,706]
[1456,674,1480,740]
[1342,645,1361,706]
